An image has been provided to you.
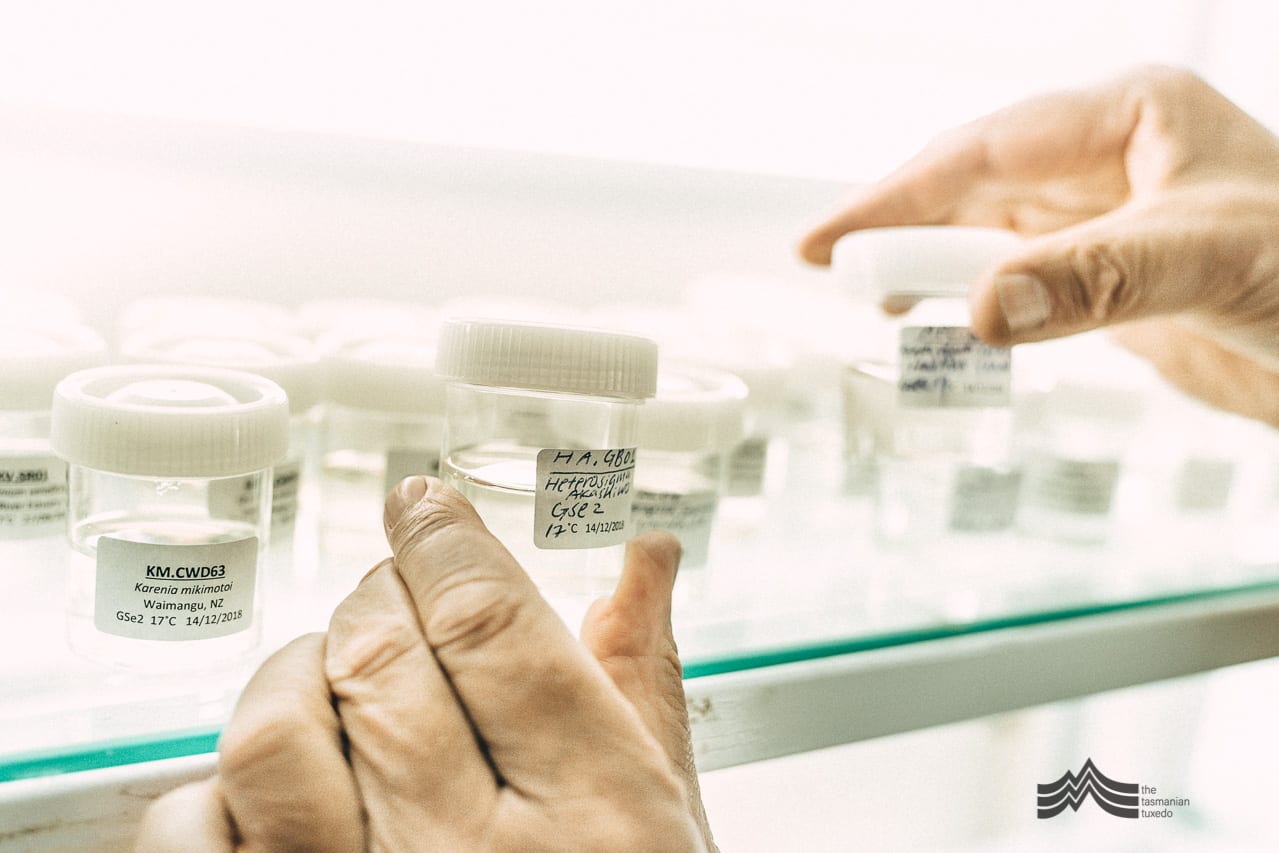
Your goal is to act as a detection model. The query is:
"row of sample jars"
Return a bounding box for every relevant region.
[832,227,1279,570]
[2,298,760,670]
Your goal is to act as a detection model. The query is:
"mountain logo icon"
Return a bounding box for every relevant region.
[1037,758,1140,819]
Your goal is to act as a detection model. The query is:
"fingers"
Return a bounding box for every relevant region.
[797,73,1140,265]
[580,532,716,848]
[1110,319,1279,428]
[969,187,1279,346]
[216,633,364,853]
[580,532,687,773]
[383,476,674,798]
[133,778,233,853]
[324,559,496,848]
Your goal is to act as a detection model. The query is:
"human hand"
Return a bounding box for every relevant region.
[136,476,715,852]
[799,65,1279,426]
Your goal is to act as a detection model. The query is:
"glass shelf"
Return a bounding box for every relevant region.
[3,420,1278,784]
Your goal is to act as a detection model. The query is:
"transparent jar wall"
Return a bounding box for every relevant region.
[439,382,640,606]
[1,411,69,604]
[864,297,1017,546]
[633,446,725,572]
[319,404,445,563]
[65,466,271,671]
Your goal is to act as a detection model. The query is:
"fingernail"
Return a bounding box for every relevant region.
[384,475,428,530]
[995,273,1052,334]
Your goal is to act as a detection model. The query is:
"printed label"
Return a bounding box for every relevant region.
[724,435,769,497]
[95,536,258,641]
[0,453,67,538]
[898,326,1011,408]
[948,466,1021,531]
[534,448,636,549]
[1024,456,1120,516]
[384,448,442,497]
[631,489,718,567]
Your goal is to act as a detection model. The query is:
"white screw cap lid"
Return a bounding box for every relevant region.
[0,324,108,411]
[435,318,658,400]
[119,332,323,414]
[321,331,447,415]
[832,226,1024,299]
[52,365,290,477]
[638,365,748,453]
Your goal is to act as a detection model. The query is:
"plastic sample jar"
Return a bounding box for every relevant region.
[118,332,324,536]
[1,325,107,537]
[632,365,748,572]
[1014,334,1152,545]
[0,325,107,580]
[435,318,658,602]
[51,365,289,670]
[833,226,1024,544]
[319,331,448,554]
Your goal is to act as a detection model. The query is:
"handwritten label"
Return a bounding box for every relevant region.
[95,536,257,641]
[0,453,67,538]
[534,448,635,549]
[948,466,1020,531]
[898,326,1011,408]
[1023,456,1120,516]
[631,489,718,568]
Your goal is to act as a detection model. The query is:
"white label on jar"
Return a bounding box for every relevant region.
[724,435,769,496]
[94,536,258,641]
[899,327,1011,408]
[1024,456,1120,515]
[0,453,67,538]
[1174,457,1234,512]
[631,489,718,567]
[384,448,442,497]
[948,466,1020,531]
[534,448,635,549]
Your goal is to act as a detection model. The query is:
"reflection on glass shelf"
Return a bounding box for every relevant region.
[2,418,1278,783]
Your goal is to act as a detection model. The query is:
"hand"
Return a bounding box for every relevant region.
[799,65,1279,427]
[136,476,715,852]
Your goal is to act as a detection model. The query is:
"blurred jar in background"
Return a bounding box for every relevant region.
[632,364,747,601]
[319,328,447,568]
[832,226,1024,550]
[0,321,107,591]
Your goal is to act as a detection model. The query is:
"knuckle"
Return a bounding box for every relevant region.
[424,574,526,654]
[1066,242,1137,325]
[218,699,313,782]
[325,611,421,687]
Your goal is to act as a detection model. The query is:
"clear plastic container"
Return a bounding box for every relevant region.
[0,324,107,589]
[632,365,747,578]
[1014,335,1152,545]
[832,226,1024,545]
[51,365,289,670]
[435,318,658,608]
[319,330,449,559]
[118,331,324,537]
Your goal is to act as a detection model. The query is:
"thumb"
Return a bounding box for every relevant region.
[579,531,713,844]
[969,194,1229,345]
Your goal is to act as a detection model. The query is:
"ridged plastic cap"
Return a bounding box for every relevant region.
[435,318,659,400]
[832,226,1024,298]
[0,324,108,411]
[321,332,447,415]
[52,365,290,477]
[639,366,748,452]
[119,332,323,414]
